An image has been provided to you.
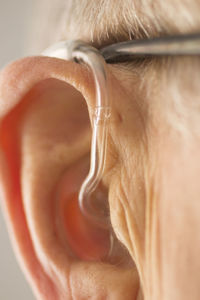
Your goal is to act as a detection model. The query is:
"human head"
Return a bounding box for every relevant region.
[1,1,200,299]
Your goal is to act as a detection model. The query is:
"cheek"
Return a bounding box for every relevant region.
[102,78,149,263]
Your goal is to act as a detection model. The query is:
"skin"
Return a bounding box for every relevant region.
[1,5,200,300]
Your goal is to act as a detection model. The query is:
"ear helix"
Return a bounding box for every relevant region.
[43,41,127,263]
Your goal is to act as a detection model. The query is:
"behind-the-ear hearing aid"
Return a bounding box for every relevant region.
[43,41,131,265]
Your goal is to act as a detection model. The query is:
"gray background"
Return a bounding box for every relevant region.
[0,1,35,299]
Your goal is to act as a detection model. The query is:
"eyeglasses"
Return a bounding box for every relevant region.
[43,32,200,260]
[101,32,200,63]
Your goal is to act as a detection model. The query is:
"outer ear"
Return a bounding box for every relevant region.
[0,57,93,298]
[0,57,139,300]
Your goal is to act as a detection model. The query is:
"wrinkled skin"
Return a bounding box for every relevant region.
[1,45,200,300]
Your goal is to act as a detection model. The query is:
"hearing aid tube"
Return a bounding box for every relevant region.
[43,41,111,228]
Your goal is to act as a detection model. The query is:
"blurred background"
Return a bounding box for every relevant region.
[0,1,35,299]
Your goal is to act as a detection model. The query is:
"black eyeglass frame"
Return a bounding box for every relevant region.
[100,32,200,64]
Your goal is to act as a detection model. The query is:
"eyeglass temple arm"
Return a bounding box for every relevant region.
[100,33,200,63]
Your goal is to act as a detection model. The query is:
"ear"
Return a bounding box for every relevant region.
[0,57,139,299]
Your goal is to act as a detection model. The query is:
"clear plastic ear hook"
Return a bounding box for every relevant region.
[43,41,113,256]
[65,41,111,229]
